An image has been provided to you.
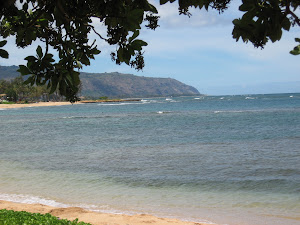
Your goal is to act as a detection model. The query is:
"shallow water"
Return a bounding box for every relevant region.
[0,93,300,225]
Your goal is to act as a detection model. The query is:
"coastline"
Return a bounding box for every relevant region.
[0,200,210,225]
[0,99,141,109]
[0,101,82,109]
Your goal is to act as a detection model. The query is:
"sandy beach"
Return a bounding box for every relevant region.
[0,200,209,225]
[0,101,82,109]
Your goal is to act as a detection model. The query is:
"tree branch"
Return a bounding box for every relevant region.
[90,25,108,41]
[285,0,300,26]
[27,9,44,28]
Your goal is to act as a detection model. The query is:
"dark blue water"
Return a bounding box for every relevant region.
[0,93,299,225]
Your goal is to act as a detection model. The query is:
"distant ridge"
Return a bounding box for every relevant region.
[80,72,200,98]
[0,65,20,80]
[0,66,200,98]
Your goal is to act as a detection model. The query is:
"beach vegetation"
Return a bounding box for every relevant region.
[0,209,92,225]
[0,0,299,102]
[0,76,63,103]
[98,96,108,100]
[0,100,14,104]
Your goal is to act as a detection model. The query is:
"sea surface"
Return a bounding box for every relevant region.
[0,93,299,225]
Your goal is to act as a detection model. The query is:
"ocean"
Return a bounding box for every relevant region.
[0,93,299,225]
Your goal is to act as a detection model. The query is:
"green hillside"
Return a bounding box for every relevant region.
[80,72,200,98]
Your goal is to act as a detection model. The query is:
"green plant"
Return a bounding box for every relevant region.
[99,96,108,100]
[0,101,14,104]
[0,209,92,225]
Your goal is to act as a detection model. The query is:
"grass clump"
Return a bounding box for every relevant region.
[0,209,92,225]
[0,101,14,104]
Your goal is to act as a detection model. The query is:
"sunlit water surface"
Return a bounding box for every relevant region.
[0,93,300,225]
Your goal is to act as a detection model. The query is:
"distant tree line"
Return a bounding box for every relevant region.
[0,76,64,102]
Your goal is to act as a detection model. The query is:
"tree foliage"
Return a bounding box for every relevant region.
[0,0,299,102]
[0,76,58,102]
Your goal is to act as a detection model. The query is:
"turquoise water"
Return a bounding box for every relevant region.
[0,93,300,225]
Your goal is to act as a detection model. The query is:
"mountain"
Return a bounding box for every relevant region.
[0,66,200,98]
[0,65,20,80]
[80,72,200,98]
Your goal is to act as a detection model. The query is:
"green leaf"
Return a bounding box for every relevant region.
[281,17,291,31]
[23,76,35,85]
[25,56,37,62]
[160,0,169,5]
[290,44,300,55]
[36,45,43,58]
[91,48,101,55]
[242,11,255,22]
[147,3,158,13]
[131,39,148,51]
[18,65,31,75]
[127,9,144,30]
[239,2,255,12]
[0,40,7,47]
[117,48,124,62]
[80,55,90,65]
[0,49,9,58]
[49,80,58,94]
[269,28,282,42]
[129,30,140,43]
[44,53,55,62]
[123,49,130,65]
[70,71,80,86]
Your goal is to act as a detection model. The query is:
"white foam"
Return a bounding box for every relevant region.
[157,111,172,114]
[0,193,68,208]
[214,110,245,114]
[98,102,142,106]
[0,193,131,216]
[0,193,219,224]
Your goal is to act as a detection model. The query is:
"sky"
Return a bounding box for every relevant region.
[1,0,300,95]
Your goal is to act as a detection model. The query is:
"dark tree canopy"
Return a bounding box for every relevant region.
[0,0,299,102]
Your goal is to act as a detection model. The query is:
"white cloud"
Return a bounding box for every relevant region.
[150,0,233,29]
[0,36,60,66]
[1,36,35,66]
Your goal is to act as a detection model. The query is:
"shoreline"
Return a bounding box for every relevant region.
[0,99,142,109]
[0,101,83,109]
[0,200,211,225]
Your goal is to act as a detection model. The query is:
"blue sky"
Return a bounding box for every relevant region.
[1,0,300,95]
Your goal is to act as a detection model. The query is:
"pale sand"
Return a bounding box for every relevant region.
[0,200,210,225]
[0,101,82,109]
